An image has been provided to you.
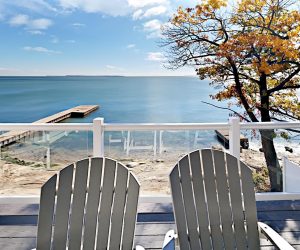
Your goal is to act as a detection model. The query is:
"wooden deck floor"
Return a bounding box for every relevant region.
[0,200,299,249]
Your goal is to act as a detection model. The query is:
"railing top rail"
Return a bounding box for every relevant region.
[0,120,299,131]
[240,121,300,129]
[0,123,93,131]
[103,123,229,131]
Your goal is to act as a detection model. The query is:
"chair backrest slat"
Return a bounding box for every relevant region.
[179,155,202,250]
[122,174,140,250]
[170,165,191,250]
[68,159,89,250]
[170,149,260,250]
[213,150,236,249]
[82,158,103,250]
[96,158,117,248]
[226,153,248,249]
[36,157,140,250]
[189,151,212,249]
[240,161,260,249]
[53,164,74,250]
[36,175,57,249]
[109,163,129,249]
[201,149,224,249]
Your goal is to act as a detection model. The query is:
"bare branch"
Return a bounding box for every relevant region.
[201,101,250,122]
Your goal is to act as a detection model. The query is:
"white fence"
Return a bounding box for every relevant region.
[2,117,300,159]
[1,117,300,201]
[283,157,300,192]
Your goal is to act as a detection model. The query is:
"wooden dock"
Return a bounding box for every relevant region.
[0,105,99,147]
[215,129,249,149]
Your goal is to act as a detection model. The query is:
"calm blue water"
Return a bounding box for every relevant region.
[0,76,230,123]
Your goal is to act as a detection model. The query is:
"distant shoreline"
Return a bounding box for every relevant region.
[0,75,197,78]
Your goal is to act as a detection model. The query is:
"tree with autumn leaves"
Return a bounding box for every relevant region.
[162,0,300,191]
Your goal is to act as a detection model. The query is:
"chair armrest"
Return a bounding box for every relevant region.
[258,222,295,250]
[162,230,176,250]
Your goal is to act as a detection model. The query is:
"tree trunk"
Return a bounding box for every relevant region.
[259,129,282,192]
[257,74,282,191]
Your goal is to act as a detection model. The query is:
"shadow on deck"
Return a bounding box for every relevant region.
[0,200,300,249]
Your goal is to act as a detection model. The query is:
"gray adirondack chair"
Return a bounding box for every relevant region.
[163,149,295,250]
[35,157,144,250]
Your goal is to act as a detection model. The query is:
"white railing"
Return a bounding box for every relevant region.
[1,117,300,202]
[3,116,300,159]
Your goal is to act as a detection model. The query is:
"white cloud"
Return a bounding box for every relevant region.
[143,6,167,18]
[58,0,131,16]
[9,14,53,30]
[144,19,161,31]
[72,22,85,27]
[132,9,143,20]
[143,19,162,38]
[28,30,44,35]
[23,46,61,54]
[65,40,76,43]
[127,44,136,49]
[146,52,166,61]
[128,0,169,9]
[9,14,29,26]
[5,0,58,13]
[133,6,167,20]
[29,18,52,29]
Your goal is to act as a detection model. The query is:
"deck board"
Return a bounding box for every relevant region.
[0,200,299,249]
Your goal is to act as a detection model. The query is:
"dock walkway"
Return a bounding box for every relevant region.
[0,200,299,249]
[0,105,98,147]
[215,129,249,149]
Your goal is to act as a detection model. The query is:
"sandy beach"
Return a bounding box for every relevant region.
[1,142,299,195]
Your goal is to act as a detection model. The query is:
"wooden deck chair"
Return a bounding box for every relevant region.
[163,149,294,250]
[35,157,144,250]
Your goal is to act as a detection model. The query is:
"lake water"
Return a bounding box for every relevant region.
[0,76,230,123]
[1,76,299,194]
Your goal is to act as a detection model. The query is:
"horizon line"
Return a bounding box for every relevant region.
[0,74,198,77]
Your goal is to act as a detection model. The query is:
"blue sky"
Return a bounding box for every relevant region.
[0,0,197,76]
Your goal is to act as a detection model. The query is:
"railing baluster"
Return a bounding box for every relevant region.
[93,118,104,157]
[229,117,240,160]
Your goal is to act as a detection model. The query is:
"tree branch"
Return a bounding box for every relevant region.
[201,101,250,122]
[268,67,300,94]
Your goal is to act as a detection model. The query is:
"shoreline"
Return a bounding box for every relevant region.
[1,143,299,195]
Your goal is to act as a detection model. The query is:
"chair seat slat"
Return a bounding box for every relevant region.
[170,165,191,250]
[240,162,260,249]
[226,153,248,250]
[82,158,103,250]
[96,158,117,249]
[122,174,140,250]
[201,149,224,249]
[36,174,57,249]
[190,151,212,250]
[109,163,129,249]
[213,150,236,249]
[53,164,74,250]
[68,159,89,250]
[179,155,202,250]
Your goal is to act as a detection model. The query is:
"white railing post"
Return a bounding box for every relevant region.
[229,117,240,159]
[153,131,157,157]
[93,118,104,157]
